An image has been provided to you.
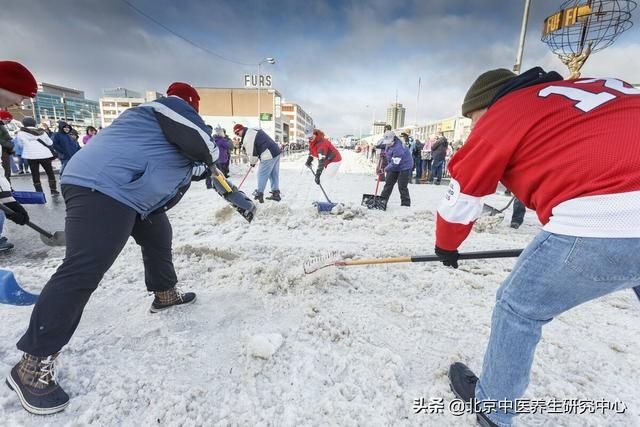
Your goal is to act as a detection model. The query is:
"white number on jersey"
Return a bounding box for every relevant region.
[538,78,639,113]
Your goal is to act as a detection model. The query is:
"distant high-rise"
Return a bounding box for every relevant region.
[386,102,405,129]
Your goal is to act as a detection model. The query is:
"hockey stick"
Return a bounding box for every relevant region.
[237,165,253,189]
[304,248,524,274]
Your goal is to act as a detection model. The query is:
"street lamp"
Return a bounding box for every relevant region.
[257,57,276,129]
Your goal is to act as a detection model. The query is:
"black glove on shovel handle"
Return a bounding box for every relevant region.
[435,246,460,269]
[0,203,66,246]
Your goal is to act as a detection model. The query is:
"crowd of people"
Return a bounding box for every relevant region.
[1,59,639,427]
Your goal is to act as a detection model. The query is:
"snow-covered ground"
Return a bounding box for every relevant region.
[1,151,638,426]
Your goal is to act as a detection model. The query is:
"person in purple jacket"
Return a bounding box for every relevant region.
[213,125,231,177]
[379,130,413,206]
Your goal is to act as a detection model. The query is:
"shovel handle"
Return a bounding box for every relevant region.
[0,204,55,239]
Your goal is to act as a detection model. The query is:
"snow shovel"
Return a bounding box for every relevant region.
[303,248,523,274]
[0,204,66,246]
[0,269,38,306]
[361,159,387,210]
[12,191,47,205]
[307,165,337,212]
[483,196,515,216]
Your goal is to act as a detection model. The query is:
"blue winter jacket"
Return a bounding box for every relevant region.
[52,121,80,160]
[240,128,281,165]
[384,137,414,172]
[61,96,219,216]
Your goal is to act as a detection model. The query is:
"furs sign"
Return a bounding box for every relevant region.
[244,74,272,88]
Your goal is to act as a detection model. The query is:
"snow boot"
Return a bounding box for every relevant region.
[150,287,196,313]
[253,191,264,204]
[265,190,281,201]
[510,222,521,229]
[0,238,14,252]
[6,352,69,415]
[49,180,59,195]
[33,182,43,193]
[448,362,498,427]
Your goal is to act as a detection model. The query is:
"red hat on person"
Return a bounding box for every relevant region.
[233,123,245,135]
[0,61,38,98]
[166,82,200,112]
[0,110,13,121]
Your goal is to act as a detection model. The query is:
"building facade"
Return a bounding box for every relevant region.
[31,82,101,129]
[372,120,387,135]
[196,87,288,143]
[281,102,314,145]
[99,89,161,127]
[386,103,405,129]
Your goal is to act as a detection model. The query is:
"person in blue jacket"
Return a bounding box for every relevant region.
[51,121,80,173]
[379,130,413,206]
[233,123,281,203]
[6,82,222,416]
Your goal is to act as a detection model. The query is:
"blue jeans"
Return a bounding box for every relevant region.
[413,156,422,179]
[256,155,280,194]
[476,231,640,426]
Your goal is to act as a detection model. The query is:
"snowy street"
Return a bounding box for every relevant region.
[1,150,638,426]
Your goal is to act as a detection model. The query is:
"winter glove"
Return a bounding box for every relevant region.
[435,246,459,269]
[315,168,322,185]
[191,164,212,182]
[305,155,313,167]
[3,201,29,225]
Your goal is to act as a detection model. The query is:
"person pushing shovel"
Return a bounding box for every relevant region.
[304,128,342,185]
[0,61,37,251]
[435,67,640,427]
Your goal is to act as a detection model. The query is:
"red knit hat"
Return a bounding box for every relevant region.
[0,61,37,97]
[233,123,245,135]
[0,110,13,121]
[166,82,200,112]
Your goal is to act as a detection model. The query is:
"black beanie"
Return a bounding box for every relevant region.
[461,68,516,118]
[22,116,36,127]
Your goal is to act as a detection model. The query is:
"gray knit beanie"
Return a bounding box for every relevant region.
[22,116,36,127]
[461,68,516,118]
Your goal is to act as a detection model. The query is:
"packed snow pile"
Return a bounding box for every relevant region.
[1,151,638,426]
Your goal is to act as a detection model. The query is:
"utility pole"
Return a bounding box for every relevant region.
[513,0,532,75]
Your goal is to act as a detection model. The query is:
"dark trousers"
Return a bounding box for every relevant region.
[1,151,10,181]
[431,159,445,183]
[380,170,411,206]
[511,198,526,225]
[27,158,57,191]
[17,185,178,356]
[413,156,422,179]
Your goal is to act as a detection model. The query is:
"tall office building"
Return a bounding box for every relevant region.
[386,103,405,130]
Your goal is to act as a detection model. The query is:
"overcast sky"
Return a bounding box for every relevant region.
[3,0,639,136]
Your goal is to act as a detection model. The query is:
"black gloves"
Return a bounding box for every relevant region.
[4,201,29,225]
[435,246,459,269]
[191,166,212,182]
[305,155,313,168]
[315,168,322,185]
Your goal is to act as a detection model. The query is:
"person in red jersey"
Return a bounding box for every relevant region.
[439,67,640,427]
[304,128,342,185]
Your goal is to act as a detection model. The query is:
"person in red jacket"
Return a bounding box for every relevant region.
[304,128,342,184]
[437,67,640,427]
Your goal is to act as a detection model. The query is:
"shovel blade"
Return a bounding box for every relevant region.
[39,231,66,247]
[314,201,337,212]
[0,269,39,306]
[361,194,387,211]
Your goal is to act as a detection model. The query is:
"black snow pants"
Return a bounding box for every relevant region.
[17,184,178,356]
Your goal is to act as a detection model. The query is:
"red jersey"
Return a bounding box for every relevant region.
[310,138,342,168]
[436,77,640,250]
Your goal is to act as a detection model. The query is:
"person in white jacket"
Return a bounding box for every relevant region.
[15,116,58,194]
